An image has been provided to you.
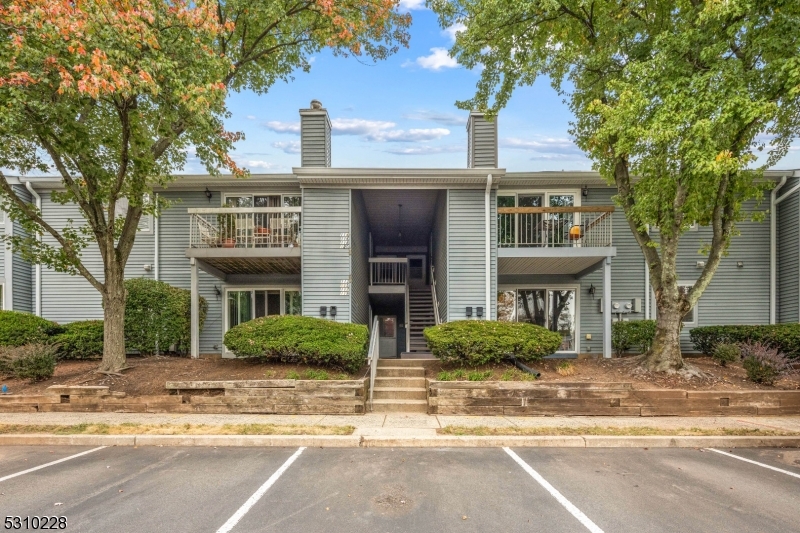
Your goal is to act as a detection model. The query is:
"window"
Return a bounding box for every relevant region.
[225,288,301,332]
[678,284,698,326]
[498,288,578,352]
[224,194,302,208]
[114,195,152,232]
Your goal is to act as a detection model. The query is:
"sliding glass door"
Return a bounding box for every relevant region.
[226,288,301,330]
[498,288,577,352]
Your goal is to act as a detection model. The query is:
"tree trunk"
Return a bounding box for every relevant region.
[644,293,685,372]
[98,268,128,373]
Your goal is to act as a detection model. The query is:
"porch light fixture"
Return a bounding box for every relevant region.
[582,184,589,198]
[588,284,596,298]
[213,285,221,298]
[204,187,213,202]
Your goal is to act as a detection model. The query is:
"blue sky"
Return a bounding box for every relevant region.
[197,4,797,174]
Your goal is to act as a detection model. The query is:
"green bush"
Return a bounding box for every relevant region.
[0,344,58,382]
[712,343,740,367]
[690,324,800,360]
[611,320,656,356]
[0,311,61,347]
[124,278,208,355]
[223,315,368,373]
[54,320,104,360]
[423,320,562,366]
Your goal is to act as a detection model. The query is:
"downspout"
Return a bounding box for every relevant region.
[24,182,41,316]
[485,174,493,320]
[644,225,650,319]
[771,176,788,324]
[154,192,159,281]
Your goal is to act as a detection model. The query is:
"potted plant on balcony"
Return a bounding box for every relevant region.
[217,210,236,248]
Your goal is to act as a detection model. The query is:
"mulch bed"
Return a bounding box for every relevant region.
[1,356,367,397]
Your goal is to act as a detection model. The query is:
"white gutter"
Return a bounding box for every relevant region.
[24,182,41,316]
[485,174,493,319]
[154,193,159,281]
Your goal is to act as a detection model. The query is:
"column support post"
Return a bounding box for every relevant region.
[190,258,199,359]
[603,256,612,359]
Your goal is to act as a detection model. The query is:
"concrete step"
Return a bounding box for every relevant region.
[375,366,425,378]
[374,376,426,388]
[381,357,434,366]
[371,399,428,413]
[372,387,427,400]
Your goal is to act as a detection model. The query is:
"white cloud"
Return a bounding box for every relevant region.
[403,110,467,126]
[246,160,280,169]
[385,144,464,155]
[272,141,301,154]
[331,118,396,136]
[501,136,586,161]
[246,115,256,120]
[398,0,426,10]
[790,145,800,151]
[264,120,301,134]
[443,23,466,43]
[408,48,459,71]
[368,128,450,142]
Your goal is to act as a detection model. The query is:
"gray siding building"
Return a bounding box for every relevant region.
[2,101,798,360]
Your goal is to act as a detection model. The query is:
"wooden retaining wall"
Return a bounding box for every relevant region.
[428,381,800,416]
[0,380,367,415]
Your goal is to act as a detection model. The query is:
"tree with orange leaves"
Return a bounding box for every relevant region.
[0,0,410,373]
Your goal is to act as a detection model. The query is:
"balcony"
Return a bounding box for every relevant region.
[497,206,616,277]
[185,207,302,276]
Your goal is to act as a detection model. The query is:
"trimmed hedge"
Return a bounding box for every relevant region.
[223,315,368,373]
[423,320,563,366]
[124,278,208,355]
[0,311,61,347]
[611,320,656,356]
[54,320,104,360]
[690,324,800,360]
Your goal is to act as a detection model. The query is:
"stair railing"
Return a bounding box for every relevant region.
[367,315,380,412]
[405,278,411,353]
[430,264,441,325]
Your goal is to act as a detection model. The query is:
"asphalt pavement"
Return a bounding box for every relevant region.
[1,445,798,533]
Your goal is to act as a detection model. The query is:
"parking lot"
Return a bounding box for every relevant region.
[1,445,798,532]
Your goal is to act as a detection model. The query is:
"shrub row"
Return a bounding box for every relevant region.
[223,315,368,373]
[423,320,563,366]
[690,324,800,360]
[611,320,656,356]
[0,344,58,382]
[0,279,207,360]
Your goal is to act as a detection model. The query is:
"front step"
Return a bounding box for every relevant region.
[374,376,426,388]
[372,387,427,400]
[378,358,433,366]
[375,366,425,378]
[371,399,428,413]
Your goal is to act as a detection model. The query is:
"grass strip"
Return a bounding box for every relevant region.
[0,423,354,436]
[438,425,800,437]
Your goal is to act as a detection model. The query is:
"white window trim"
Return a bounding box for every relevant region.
[650,283,698,327]
[222,286,301,354]
[497,284,580,353]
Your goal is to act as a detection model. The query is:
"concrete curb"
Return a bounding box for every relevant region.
[2,434,800,448]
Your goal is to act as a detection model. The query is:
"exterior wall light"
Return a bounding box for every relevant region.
[204,187,213,202]
[588,284,596,298]
[582,185,589,198]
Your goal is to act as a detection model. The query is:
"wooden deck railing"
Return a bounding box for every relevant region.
[188,207,302,249]
[497,206,614,248]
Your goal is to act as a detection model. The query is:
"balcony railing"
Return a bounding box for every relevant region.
[369,258,407,285]
[188,207,302,249]
[498,206,614,248]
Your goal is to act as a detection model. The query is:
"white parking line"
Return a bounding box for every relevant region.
[216,447,306,533]
[0,446,107,483]
[706,448,800,480]
[504,448,604,533]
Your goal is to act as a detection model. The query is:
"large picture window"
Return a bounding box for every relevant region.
[498,288,577,352]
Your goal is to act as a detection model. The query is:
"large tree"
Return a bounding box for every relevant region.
[429,0,800,373]
[0,0,410,373]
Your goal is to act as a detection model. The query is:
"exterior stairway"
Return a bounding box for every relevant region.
[371,359,428,413]
[408,285,436,352]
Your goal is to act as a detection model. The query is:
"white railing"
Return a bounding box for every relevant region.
[188,207,302,249]
[367,315,380,412]
[430,263,441,325]
[369,257,408,285]
[497,206,614,248]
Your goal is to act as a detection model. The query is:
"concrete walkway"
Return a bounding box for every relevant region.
[2,412,800,438]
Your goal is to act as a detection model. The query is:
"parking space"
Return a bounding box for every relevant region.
[0,446,798,533]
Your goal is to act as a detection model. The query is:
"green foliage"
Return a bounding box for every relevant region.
[467,370,493,382]
[690,325,800,360]
[124,278,207,356]
[611,320,657,356]
[424,320,562,366]
[0,344,58,382]
[740,342,790,385]
[223,315,368,373]
[500,368,537,381]
[54,320,104,360]
[303,369,330,380]
[0,311,61,347]
[286,370,301,380]
[712,343,740,367]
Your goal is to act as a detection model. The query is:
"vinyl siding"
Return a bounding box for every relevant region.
[777,177,800,323]
[432,190,448,322]
[467,115,498,168]
[350,190,370,325]
[300,112,331,168]
[158,191,223,353]
[448,189,495,320]
[302,188,351,322]
[11,185,33,312]
[40,192,157,324]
